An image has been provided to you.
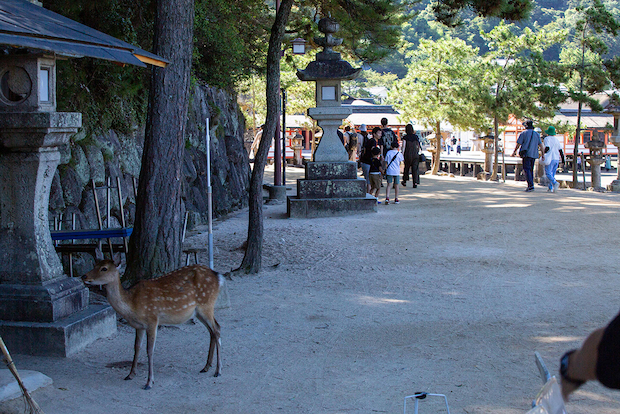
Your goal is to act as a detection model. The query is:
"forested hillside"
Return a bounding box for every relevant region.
[372,0,620,77]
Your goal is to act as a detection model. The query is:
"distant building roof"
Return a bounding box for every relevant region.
[0,0,168,67]
[554,92,614,128]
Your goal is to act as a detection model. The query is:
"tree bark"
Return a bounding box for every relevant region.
[125,0,194,283]
[491,116,499,181]
[431,121,441,175]
[237,0,294,274]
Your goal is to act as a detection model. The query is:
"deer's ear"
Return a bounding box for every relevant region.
[95,248,104,261]
[113,252,122,267]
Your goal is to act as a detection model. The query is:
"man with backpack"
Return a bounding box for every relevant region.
[381,117,396,158]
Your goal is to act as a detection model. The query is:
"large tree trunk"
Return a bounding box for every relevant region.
[125,0,194,283]
[431,121,441,175]
[237,0,294,274]
[491,116,499,181]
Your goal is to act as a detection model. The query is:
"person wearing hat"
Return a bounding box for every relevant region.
[512,119,545,192]
[560,309,620,401]
[541,125,564,192]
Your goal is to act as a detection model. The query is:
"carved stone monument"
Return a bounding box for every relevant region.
[287,17,377,218]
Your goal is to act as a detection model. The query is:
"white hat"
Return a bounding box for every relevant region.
[359,124,367,131]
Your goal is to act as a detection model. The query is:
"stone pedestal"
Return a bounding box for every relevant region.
[0,112,116,356]
[310,106,350,162]
[288,162,377,218]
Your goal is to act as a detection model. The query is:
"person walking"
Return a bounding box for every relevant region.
[384,140,404,204]
[344,125,358,162]
[357,124,368,163]
[605,154,612,171]
[541,126,564,192]
[368,147,383,201]
[380,117,396,158]
[512,120,545,192]
[360,127,382,193]
[401,124,420,188]
[250,124,264,160]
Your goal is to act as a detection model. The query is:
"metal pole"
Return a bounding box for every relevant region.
[282,88,286,185]
[205,119,214,269]
[273,0,282,187]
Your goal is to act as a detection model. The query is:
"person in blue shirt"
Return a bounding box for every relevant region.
[511,120,545,192]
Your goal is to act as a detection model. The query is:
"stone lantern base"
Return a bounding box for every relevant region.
[0,304,116,357]
[287,162,377,218]
[608,180,620,192]
[0,112,117,356]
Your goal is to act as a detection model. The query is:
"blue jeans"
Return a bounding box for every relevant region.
[523,157,536,189]
[545,160,559,190]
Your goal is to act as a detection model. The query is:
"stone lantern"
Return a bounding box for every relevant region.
[605,104,620,192]
[481,129,494,177]
[585,139,606,190]
[0,52,96,356]
[0,0,167,356]
[287,17,376,218]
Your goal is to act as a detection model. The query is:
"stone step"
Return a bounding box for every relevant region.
[297,178,367,199]
[305,161,358,180]
[287,195,378,218]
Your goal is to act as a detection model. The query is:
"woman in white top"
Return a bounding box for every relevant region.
[542,126,564,192]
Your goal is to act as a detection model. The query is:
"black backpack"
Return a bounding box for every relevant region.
[382,128,396,151]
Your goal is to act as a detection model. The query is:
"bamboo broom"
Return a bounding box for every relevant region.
[0,336,44,414]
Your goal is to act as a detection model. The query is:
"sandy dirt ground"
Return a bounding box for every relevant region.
[3,166,620,414]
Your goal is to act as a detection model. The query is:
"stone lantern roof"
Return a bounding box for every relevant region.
[0,0,167,68]
[296,17,361,81]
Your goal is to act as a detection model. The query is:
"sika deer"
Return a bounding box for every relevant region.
[82,251,223,390]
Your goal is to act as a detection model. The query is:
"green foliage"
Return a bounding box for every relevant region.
[432,0,534,27]
[560,0,620,111]
[193,0,270,89]
[472,22,567,124]
[44,0,152,134]
[287,0,416,64]
[394,36,484,132]
[46,0,270,134]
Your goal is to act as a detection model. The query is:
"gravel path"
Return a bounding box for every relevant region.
[2,170,620,414]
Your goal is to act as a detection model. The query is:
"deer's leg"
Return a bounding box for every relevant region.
[197,313,221,377]
[125,329,145,381]
[144,325,158,390]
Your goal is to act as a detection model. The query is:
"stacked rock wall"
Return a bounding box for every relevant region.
[49,83,250,249]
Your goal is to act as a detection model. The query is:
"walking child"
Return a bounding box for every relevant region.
[384,140,404,204]
[369,147,383,201]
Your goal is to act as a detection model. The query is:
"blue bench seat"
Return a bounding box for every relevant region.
[50,227,133,241]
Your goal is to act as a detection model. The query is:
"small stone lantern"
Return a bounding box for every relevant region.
[585,139,605,190]
[291,133,304,165]
[605,104,620,191]
[481,129,494,175]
